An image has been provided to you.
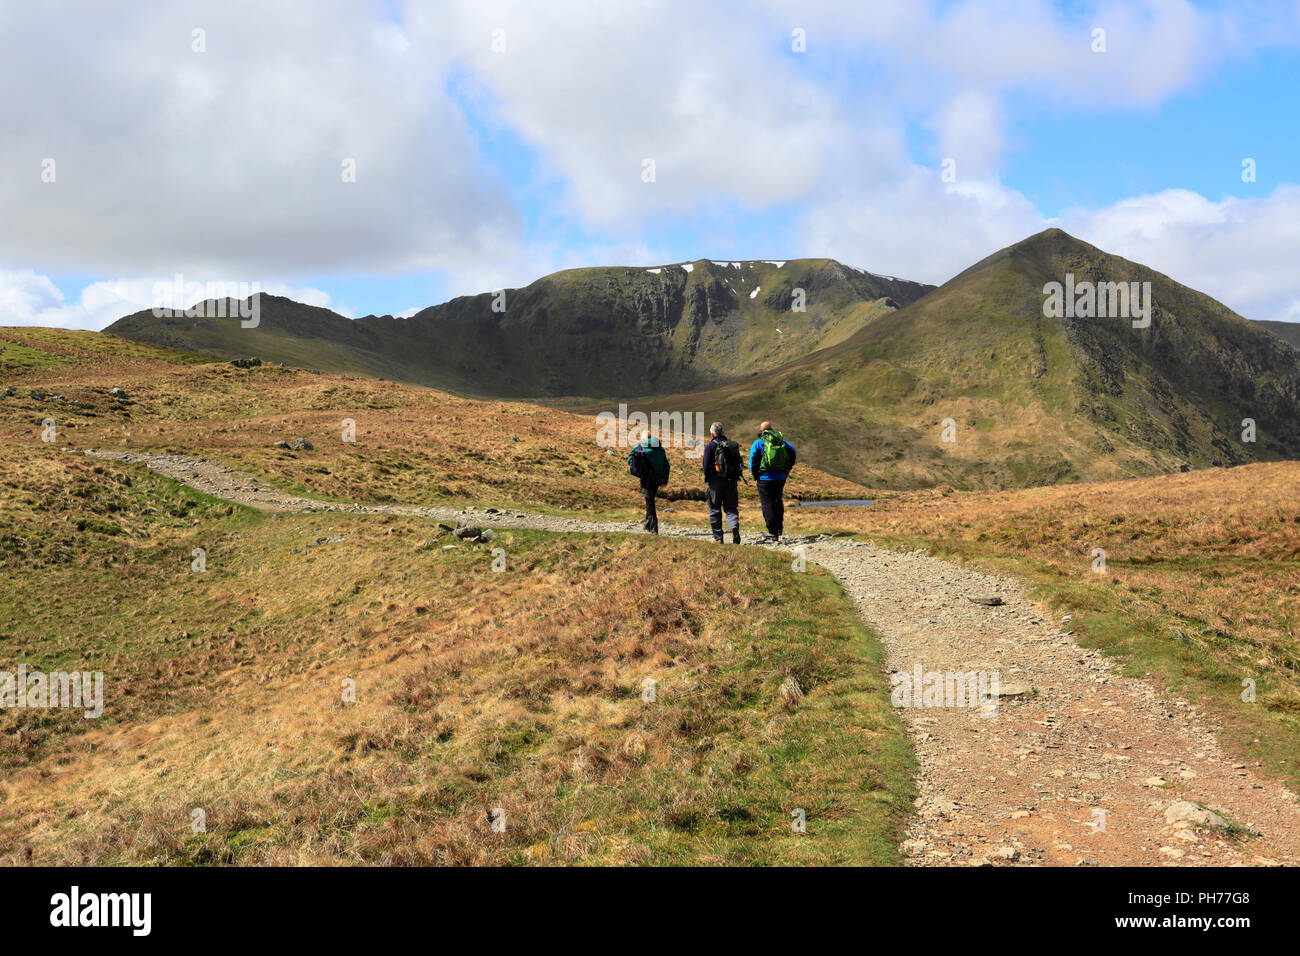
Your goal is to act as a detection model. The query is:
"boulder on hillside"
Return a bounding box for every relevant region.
[1164,801,1228,829]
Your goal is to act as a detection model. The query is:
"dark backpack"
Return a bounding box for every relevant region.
[757,430,790,474]
[629,444,668,485]
[712,438,742,481]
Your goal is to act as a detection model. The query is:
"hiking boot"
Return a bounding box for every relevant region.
[731,528,741,544]
[714,535,724,543]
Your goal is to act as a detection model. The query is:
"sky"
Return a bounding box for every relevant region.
[2,0,1299,330]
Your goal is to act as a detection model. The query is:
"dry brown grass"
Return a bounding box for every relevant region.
[0,437,912,865]
[0,327,870,517]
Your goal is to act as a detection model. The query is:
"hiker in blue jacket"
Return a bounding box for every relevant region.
[748,421,796,542]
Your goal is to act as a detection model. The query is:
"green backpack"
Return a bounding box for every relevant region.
[758,430,789,474]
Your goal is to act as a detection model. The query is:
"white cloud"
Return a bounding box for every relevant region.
[757,0,1281,106]
[1060,185,1300,323]
[421,0,845,228]
[799,168,1045,285]
[0,1,518,278]
[931,90,1005,180]
[0,271,64,323]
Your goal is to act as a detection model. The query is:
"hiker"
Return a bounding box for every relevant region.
[748,421,796,542]
[702,421,743,543]
[627,430,670,534]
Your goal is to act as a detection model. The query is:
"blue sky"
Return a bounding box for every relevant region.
[4,0,1300,328]
[1002,48,1300,211]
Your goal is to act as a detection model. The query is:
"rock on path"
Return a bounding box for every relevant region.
[86,448,1300,866]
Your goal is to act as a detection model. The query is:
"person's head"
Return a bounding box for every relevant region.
[639,429,658,448]
[759,420,773,434]
[710,421,724,437]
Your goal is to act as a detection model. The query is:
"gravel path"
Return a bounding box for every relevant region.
[88,448,1300,866]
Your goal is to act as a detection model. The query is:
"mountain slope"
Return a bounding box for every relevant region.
[0,325,873,513]
[1255,319,1300,350]
[104,259,934,398]
[650,229,1300,489]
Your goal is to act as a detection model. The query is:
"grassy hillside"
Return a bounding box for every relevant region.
[0,440,913,865]
[1255,318,1300,350]
[0,326,872,518]
[103,259,934,398]
[646,229,1300,490]
[1,327,210,372]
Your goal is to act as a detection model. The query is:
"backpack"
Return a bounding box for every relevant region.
[758,430,790,474]
[711,437,742,481]
[629,443,669,485]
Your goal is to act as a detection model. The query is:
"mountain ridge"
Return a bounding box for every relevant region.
[97,230,1300,490]
[646,228,1300,489]
[1255,318,1300,349]
[105,257,935,398]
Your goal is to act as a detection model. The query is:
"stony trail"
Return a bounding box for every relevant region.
[88,448,1300,866]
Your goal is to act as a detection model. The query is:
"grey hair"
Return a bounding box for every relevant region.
[710,421,724,436]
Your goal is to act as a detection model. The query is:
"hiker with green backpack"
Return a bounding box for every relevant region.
[627,430,671,534]
[702,421,744,543]
[748,421,796,543]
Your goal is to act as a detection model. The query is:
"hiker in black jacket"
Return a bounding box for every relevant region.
[702,421,742,543]
[627,431,670,534]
